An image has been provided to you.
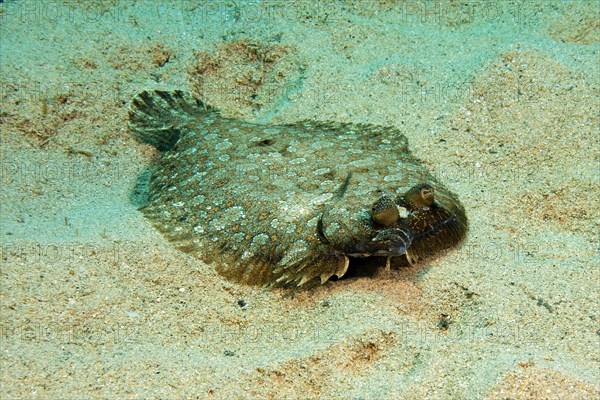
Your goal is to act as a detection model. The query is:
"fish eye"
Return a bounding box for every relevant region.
[420,186,434,206]
[371,195,399,226]
[404,183,434,208]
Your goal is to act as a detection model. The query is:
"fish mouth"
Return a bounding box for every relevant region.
[345,227,413,258]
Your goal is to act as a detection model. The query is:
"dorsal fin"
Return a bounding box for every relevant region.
[128,90,214,151]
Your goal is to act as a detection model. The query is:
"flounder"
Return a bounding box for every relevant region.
[130,90,467,286]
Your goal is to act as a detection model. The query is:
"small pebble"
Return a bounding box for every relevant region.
[438,314,450,330]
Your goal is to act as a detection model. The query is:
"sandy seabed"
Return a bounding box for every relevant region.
[1,1,598,399]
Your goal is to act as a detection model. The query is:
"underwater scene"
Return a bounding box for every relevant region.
[1,1,598,398]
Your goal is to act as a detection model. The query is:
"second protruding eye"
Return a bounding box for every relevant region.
[403,183,434,208]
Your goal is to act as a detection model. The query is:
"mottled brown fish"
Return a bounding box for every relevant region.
[130,90,467,286]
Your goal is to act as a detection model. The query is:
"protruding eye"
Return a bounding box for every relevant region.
[404,183,434,208]
[371,195,399,226]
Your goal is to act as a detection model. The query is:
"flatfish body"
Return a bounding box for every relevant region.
[130,90,467,286]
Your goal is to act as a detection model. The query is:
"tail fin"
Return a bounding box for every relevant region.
[128,90,213,151]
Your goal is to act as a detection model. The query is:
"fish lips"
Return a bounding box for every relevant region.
[345,224,414,258]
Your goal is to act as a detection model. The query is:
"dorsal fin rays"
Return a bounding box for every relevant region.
[335,255,350,279]
[129,90,215,151]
